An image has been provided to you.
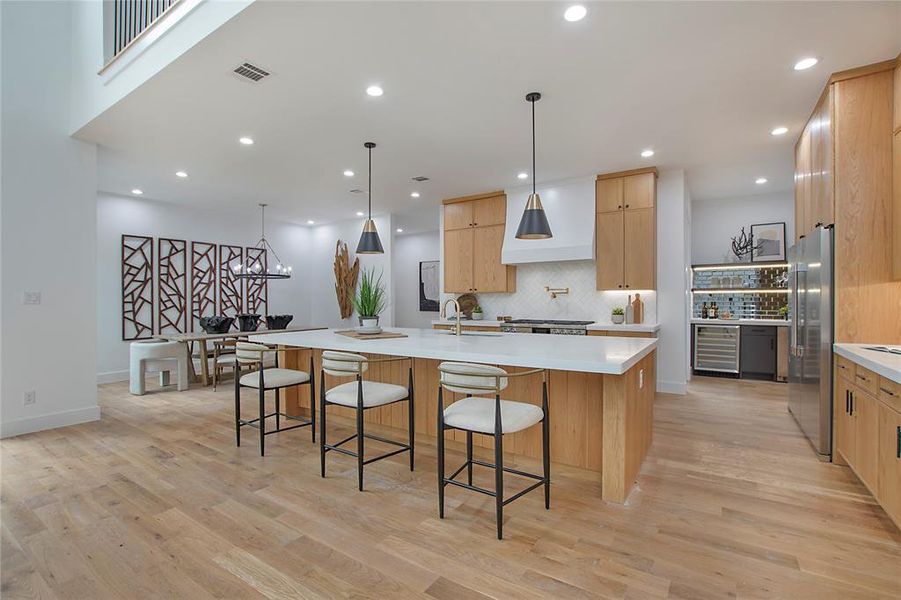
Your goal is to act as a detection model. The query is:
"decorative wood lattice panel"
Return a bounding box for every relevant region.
[191,242,217,331]
[158,238,187,334]
[219,244,243,318]
[122,235,154,340]
[245,247,268,316]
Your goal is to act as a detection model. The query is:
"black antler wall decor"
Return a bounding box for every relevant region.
[731,227,763,261]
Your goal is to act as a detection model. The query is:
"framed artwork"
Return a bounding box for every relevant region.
[419,260,440,312]
[751,222,786,262]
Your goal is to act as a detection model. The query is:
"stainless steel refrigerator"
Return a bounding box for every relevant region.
[787,225,834,460]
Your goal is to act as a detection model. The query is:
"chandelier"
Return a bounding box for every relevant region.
[233,203,292,280]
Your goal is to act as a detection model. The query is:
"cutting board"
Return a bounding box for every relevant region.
[334,330,408,340]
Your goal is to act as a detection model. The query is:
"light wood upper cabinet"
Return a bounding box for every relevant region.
[596,212,624,289]
[442,192,515,294]
[443,228,474,293]
[894,60,901,280]
[877,402,901,527]
[794,125,812,241]
[623,173,655,210]
[595,168,657,291]
[623,208,655,290]
[444,201,473,230]
[473,225,509,291]
[596,178,624,213]
[472,195,506,228]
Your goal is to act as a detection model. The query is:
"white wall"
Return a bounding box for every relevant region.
[1,1,100,437]
[309,215,394,329]
[654,170,691,394]
[691,192,794,264]
[96,193,313,381]
[393,231,440,328]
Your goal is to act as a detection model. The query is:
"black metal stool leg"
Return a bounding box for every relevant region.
[408,367,415,471]
[495,393,504,540]
[309,356,316,443]
[259,385,266,457]
[356,376,364,492]
[234,365,241,447]
[319,370,326,477]
[466,431,473,485]
[275,388,281,431]
[437,387,445,519]
[542,380,550,510]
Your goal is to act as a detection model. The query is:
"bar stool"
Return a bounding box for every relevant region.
[234,342,314,456]
[436,362,550,539]
[319,351,414,491]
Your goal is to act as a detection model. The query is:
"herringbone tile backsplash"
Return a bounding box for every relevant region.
[441,260,657,324]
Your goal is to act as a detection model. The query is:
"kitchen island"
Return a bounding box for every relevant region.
[255,327,657,503]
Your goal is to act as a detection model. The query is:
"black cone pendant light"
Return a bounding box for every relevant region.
[515,92,553,240]
[356,141,384,254]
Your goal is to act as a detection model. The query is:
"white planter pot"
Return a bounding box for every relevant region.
[359,316,380,328]
[611,314,625,324]
[472,312,484,321]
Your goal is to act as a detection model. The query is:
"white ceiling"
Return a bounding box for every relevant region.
[79,1,900,225]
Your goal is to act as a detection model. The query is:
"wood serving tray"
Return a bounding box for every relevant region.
[334,330,408,340]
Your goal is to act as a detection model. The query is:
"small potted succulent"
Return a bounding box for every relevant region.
[354,267,387,329]
[472,305,484,321]
[611,307,625,324]
[779,305,789,320]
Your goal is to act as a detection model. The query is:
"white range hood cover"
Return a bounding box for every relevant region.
[502,176,595,264]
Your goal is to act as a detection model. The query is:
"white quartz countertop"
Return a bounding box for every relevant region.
[691,318,790,327]
[255,327,658,375]
[833,344,901,384]
[431,319,660,333]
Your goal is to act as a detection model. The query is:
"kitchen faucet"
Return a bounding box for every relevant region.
[440,298,462,336]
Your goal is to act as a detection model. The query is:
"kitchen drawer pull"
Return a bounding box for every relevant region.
[849,391,854,416]
[845,390,850,414]
[880,386,896,397]
[855,373,867,381]
[897,426,901,459]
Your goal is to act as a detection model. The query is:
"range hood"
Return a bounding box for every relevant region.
[502,177,595,264]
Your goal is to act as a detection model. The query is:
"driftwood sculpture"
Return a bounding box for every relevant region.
[334,240,360,319]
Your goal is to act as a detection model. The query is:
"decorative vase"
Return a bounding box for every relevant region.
[236,313,261,332]
[265,314,293,330]
[199,315,234,334]
[359,315,379,329]
[611,314,625,324]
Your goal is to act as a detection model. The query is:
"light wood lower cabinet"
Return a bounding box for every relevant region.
[833,353,901,529]
[877,402,901,526]
[588,331,656,338]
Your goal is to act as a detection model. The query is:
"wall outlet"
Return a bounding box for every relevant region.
[24,390,36,405]
[639,369,644,389]
[22,291,41,305]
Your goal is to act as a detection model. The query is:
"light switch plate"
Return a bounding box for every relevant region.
[23,291,41,305]
[24,390,36,405]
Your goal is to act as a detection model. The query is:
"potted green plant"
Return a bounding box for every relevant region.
[611,307,625,325]
[472,305,484,321]
[353,267,387,329]
[779,305,789,320]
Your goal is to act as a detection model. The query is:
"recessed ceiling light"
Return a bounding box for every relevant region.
[175,171,188,178]
[343,170,354,177]
[356,211,365,217]
[410,192,420,198]
[239,136,254,145]
[366,85,383,97]
[755,177,768,185]
[770,126,788,136]
[307,220,315,225]
[640,149,654,158]
[131,188,143,195]
[517,172,529,179]
[396,228,403,233]
[564,5,587,22]
[793,57,818,71]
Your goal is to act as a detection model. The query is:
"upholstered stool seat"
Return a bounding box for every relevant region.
[129,340,189,395]
[325,380,409,408]
[240,368,310,388]
[319,350,415,491]
[444,397,543,434]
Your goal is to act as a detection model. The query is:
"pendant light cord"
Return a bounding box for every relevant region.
[368,145,372,219]
[531,99,536,195]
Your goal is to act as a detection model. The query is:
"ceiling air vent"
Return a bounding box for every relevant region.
[233,62,270,83]
[411,176,430,182]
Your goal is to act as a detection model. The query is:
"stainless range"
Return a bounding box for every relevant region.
[500,319,595,335]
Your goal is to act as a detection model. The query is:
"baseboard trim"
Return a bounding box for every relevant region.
[1,405,101,439]
[97,370,130,384]
[657,380,687,395]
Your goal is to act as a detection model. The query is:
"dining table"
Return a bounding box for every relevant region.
[155,326,325,385]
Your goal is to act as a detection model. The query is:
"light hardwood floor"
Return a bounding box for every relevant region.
[2,376,899,599]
